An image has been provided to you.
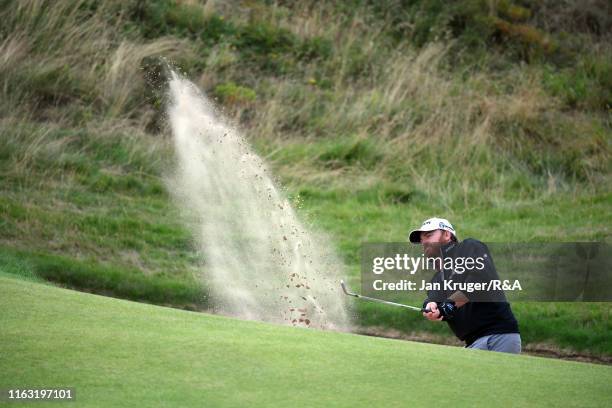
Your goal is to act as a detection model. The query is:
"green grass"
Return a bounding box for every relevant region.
[0,0,610,359]
[355,301,612,356]
[0,247,205,310]
[1,275,611,407]
[295,186,611,355]
[0,119,609,356]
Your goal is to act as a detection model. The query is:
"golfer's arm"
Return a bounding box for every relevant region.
[425,291,468,308]
[449,242,490,307]
[449,291,469,308]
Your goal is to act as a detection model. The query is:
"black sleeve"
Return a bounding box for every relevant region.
[422,270,445,306]
[461,240,505,302]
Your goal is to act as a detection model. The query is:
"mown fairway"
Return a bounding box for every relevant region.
[1,275,610,407]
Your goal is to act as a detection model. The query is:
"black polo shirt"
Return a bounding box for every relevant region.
[423,239,520,346]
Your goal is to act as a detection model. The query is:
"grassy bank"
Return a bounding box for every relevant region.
[2,275,611,407]
[0,0,610,356]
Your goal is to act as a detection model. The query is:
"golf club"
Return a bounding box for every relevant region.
[340,280,431,313]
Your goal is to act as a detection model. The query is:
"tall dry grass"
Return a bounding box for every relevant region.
[0,0,609,207]
[0,0,190,185]
[0,0,188,124]
[193,1,609,206]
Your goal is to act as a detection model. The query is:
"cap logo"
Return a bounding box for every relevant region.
[439,221,454,231]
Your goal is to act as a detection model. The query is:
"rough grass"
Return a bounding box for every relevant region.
[2,276,611,407]
[0,0,610,357]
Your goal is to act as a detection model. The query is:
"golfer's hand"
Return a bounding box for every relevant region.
[423,302,443,321]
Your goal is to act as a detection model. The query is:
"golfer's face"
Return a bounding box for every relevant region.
[420,230,445,257]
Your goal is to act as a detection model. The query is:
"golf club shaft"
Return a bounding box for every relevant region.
[340,280,431,313]
[353,293,426,311]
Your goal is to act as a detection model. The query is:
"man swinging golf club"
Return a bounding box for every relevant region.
[409,217,521,353]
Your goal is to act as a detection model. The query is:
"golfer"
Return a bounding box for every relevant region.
[409,217,521,353]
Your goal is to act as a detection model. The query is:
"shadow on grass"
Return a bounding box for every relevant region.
[0,246,207,311]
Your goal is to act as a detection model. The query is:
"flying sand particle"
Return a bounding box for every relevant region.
[166,73,351,331]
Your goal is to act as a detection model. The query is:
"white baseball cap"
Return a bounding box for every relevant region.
[408,217,457,243]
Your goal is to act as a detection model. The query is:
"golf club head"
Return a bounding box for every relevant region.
[340,280,357,297]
